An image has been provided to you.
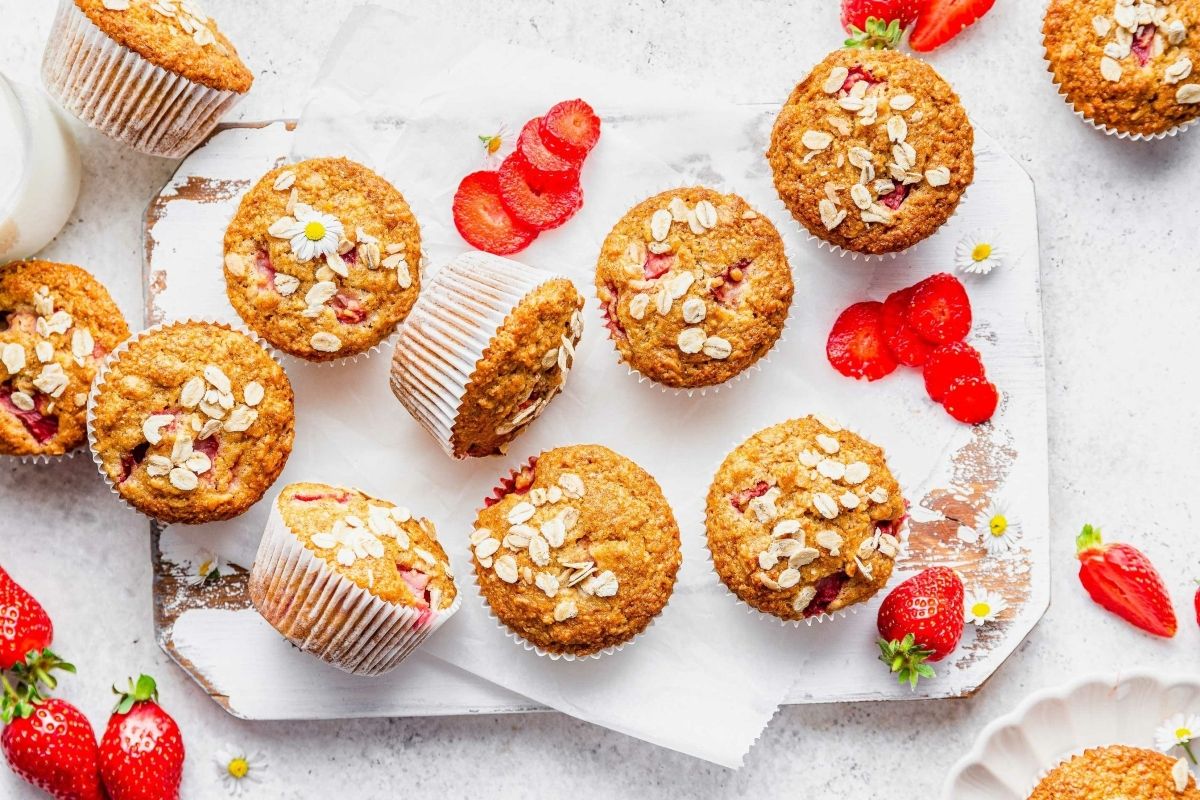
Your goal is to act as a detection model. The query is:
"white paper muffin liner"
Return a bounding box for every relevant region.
[4,447,83,467]
[702,415,911,629]
[390,252,576,459]
[248,498,461,675]
[40,0,244,158]
[85,317,289,523]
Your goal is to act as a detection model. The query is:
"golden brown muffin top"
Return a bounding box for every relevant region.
[276,482,457,611]
[595,187,793,389]
[75,0,253,93]
[90,321,294,524]
[224,157,422,362]
[706,415,905,621]
[1030,745,1199,799]
[1044,0,1200,136]
[0,260,129,457]
[471,445,682,656]
[768,49,974,256]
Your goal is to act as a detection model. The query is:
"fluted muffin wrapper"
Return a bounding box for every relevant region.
[390,252,573,460]
[5,446,83,467]
[40,0,244,158]
[248,500,461,676]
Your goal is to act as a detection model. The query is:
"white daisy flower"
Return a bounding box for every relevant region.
[187,550,228,587]
[479,123,512,167]
[269,203,344,263]
[963,587,1008,625]
[215,746,268,796]
[1156,713,1200,764]
[955,232,1003,276]
[979,499,1022,556]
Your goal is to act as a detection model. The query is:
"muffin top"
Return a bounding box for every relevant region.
[224,157,422,362]
[275,482,457,612]
[595,187,793,389]
[75,0,253,93]
[471,445,682,656]
[0,260,129,457]
[706,415,906,621]
[1044,0,1200,136]
[768,49,974,255]
[1029,745,1198,799]
[90,321,294,524]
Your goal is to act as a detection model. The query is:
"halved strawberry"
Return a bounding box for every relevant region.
[827,301,898,382]
[515,118,580,191]
[906,273,972,344]
[881,287,933,367]
[498,152,583,231]
[452,171,538,256]
[540,100,601,161]
[909,0,997,53]
[942,375,998,424]
[922,341,985,402]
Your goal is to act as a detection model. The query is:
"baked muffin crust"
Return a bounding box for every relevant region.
[1030,745,1199,799]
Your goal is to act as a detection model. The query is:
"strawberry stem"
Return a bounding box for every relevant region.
[112,674,158,715]
[877,634,937,689]
[845,17,905,50]
[1076,523,1103,555]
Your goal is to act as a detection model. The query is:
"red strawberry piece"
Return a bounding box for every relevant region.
[398,569,432,608]
[253,250,275,286]
[730,481,771,513]
[99,675,185,800]
[0,567,53,671]
[909,0,997,53]
[906,272,972,344]
[842,65,883,94]
[330,291,366,325]
[713,259,752,307]
[643,252,675,280]
[877,566,965,687]
[515,118,580,191]
[840,0,921,30]
[1076,525,1177,638]
[498,152,583,232]
[484,457,539,507]
[922,341,985,402]
[826,301,899,382]
[879,183,909,211]
[0,385,59,445]
[2,696,105,800]
[599,282,627,343]
[805,572,851,619]
[942,375,999,425]
[452,171,538,256]
[881,287,933,368]
[539,99,601,161]
[1131,24,1157,66]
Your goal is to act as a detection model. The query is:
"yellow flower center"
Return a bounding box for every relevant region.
[487,136,502,155]
[304,221,326,241]
[989,515,1008,537]
[971,602,992,618]
[227,757,250,779]
[1178,727,1194,742]
[198,559,214,576]
[971,243,993,262]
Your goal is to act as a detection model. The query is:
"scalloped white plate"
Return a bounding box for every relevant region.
[942,672,1200,799]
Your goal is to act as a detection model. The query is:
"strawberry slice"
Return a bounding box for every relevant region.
[452,171,538,256]
[941,375,999,424]
[498,152,583,231]
[827,301,898,382]
[909,0,997,53]
[1076,524,1177,638]
[881,287,933,367]
[540,99,601,161]
[922,341,985,402]
[515,118,580,191]
[906,273,972,344]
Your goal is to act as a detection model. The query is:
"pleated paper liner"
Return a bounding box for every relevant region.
[4,446,83,467]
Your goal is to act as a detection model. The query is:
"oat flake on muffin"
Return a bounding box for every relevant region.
[1029,745,1198,799]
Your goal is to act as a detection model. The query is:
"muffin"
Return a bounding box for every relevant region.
[41,0,253,158]
[224,157,421,362]
[391,252,584,459]
[1029,745,1197,799]
[0,260,129,458]
[471,445,681,657]
[595,187,793,389]
[88,320,294,523]
[1044,0,1200,137]
[706,415,906,622]
[249,482,459,676]
[768,49,974,256]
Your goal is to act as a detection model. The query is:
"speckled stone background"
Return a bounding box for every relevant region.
[2,1,1199,797]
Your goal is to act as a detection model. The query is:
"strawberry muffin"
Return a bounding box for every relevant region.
[768,48,974,256]
[391,252,583,459]
[224,157,421,362]
[595,187,793,389]
[0,260,129,458]
[42,0,253,158]
[88,321,294,524]
[471,445,681,657]
[706,415,906,621]
[249,482,459,675]
[1044,0,1200,137]
[1029,745,1198,799]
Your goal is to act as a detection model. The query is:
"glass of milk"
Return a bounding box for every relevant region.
[0,71,81,263]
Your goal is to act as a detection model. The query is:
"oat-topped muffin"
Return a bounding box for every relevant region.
[471,445,681,657]
[595,187,793,389]
[768,49,974,256]
[0,261,129,458]
[224,157,421,362]
[42,0,252,157]
[88,321,294,524]
[391,252,584,459]
[249,482,459,675]
[706,415,906,621]
[1044,0,1200,136]
[1030,745,1198,799]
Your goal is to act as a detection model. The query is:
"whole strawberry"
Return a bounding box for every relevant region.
[99,675,184,800]
[1076,524,1176,638]
[876,566,965,688]
[0,564,54,670]
[2,675,105,800]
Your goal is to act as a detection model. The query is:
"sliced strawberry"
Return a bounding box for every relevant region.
[0,385,59,444]
[643,252,675,280]
[1131,24,1156,66]
[330,291,367,325]
[909,0,997,53]
[879,183,909,211]
[942,375,999,424]
[881,288,933,367]
[730,481,771,513]
[922,341,985,402]
[515,118,580,191]
[452,171,538,256]
[906,273,972,344]
[827,301,898,382]
[540,99,601,161]
[498,152,583,231]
